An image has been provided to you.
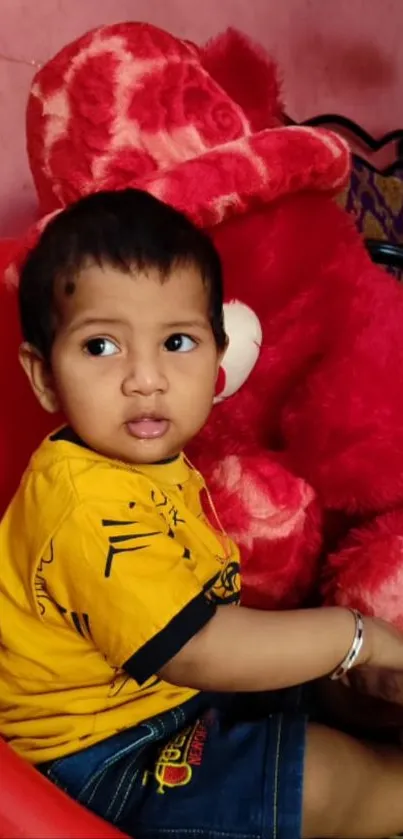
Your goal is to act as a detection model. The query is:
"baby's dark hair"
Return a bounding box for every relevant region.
[19,189,226,361]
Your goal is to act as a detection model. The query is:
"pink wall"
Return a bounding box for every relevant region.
[1,0,402,237]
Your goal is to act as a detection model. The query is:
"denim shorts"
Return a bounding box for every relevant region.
[38,689,308,839]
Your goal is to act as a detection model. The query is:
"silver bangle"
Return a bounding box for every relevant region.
[329,609,365,681]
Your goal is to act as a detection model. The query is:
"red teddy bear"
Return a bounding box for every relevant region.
[2,22,403,664]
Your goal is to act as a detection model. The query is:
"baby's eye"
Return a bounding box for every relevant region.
[84,338,119,357]
[164,334,197,353]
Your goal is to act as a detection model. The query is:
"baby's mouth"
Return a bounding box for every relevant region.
[126,416,170,440]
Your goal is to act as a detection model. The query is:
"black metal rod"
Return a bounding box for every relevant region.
[283,112,403,176]
[365,240,403,269]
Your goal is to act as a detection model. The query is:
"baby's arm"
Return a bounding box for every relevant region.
[42,499,403,695]
[160,605,403,692]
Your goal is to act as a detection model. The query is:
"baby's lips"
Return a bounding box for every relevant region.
[126,417,169,439]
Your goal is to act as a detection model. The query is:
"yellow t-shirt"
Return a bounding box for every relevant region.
[0,427,240,764]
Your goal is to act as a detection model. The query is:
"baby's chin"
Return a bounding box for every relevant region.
[81,432,184,466]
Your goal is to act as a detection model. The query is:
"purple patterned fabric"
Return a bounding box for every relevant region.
[338,156,403,281]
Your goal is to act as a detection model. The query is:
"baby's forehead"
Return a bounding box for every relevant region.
[57,257,206,291]
[53,260,210,329]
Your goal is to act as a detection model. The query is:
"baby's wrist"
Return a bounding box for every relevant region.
[329,609,365,680]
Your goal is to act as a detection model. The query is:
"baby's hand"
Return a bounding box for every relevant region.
[358,615,403,681]
[320,676,403,731]
[348,666,403,708]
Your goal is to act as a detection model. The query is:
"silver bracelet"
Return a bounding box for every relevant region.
[329,609,365,681]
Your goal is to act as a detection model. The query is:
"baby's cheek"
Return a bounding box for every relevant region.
[182,375,216,428]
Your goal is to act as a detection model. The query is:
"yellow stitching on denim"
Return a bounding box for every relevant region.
[273,716,283,839]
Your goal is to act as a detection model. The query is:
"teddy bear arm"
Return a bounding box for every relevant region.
[279,252,403,516]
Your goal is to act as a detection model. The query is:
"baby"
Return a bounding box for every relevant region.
[2,188,403,839]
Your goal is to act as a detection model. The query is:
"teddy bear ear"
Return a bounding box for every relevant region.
[214,300,262,403]
[200,27,283,132]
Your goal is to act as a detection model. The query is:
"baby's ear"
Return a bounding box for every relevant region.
[19,343,60,414]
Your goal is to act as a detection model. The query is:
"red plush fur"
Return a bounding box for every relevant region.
[200,28,283,130]
[186,190,403,621]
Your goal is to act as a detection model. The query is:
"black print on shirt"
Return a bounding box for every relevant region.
[204,561,240,605]
[101,518,160,578]
[54,600,92,639]
[151,489,168,508]
[71,611,92,638]
[34,542,93,635]
[168,506,185,527]
[34,540,55,615]
[151,490,185,531]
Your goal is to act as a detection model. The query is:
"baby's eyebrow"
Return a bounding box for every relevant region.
[162,320,210,331]
[64,317,211,335]
[65,317,124,334]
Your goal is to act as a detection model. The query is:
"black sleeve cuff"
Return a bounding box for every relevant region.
[123,592,216,685]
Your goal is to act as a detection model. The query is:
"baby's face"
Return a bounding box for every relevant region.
[41,262,223,463]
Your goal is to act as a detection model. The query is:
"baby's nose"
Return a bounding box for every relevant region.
[121,357,168,396]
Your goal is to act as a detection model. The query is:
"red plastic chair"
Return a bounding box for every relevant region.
[0,737,128,838]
